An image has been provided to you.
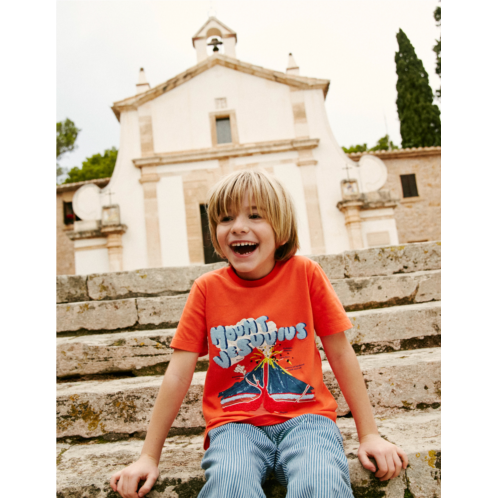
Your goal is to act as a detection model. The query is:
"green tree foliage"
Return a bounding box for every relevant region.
[433,4,441,99]
[395,29,441,148]
[342,135,399,153]
[369,134,399,151]
[64,147,118,184]
[57,118,81,183]
[342,143,368,154]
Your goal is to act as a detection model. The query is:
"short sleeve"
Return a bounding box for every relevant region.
[170,282,209,356]
[309,262,353,337]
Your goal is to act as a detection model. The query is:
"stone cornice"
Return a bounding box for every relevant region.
[65,229,104,241]
[111,54,330,121]
[347,146,441,162]
[132,138,320,168]
[56,177,110,193]
[101,224,128,235]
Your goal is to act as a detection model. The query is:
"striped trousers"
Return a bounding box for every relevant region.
[198,414,354,498]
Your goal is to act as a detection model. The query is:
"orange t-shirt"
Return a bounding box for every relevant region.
[170,255,352,449]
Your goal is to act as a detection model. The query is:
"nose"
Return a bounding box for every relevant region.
[231,214,248,233]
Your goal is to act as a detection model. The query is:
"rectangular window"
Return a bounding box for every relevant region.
[400,174,419,198]
[63,201,80,226]
[215,117,232,144]
[200,204,224,264]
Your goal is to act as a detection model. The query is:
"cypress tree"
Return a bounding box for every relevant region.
[433,4,441,99]
[395,29,441,148]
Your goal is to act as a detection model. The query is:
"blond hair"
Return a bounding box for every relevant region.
[206,169,299,262]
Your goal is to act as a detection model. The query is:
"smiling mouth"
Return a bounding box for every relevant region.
[230,242,259,255]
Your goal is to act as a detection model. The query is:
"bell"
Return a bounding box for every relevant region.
[207,37,223,52]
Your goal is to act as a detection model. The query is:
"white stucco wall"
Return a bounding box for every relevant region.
[303,88,361,255]
[151,65,296,153]
[74,238,109,275]
[156,175,190,266]
[271,163,311,256]
[360,209,399,248]
[101,109,149,271]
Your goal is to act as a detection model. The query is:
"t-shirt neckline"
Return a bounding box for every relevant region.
[227,260,283,287]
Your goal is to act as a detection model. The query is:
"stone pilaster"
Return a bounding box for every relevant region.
[101,227,127,273]
[140,167,162,268]
[337,201,364,250]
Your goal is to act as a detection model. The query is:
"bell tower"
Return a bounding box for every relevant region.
[192,16,237,63]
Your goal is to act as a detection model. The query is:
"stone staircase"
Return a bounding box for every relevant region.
[56,242,441,498]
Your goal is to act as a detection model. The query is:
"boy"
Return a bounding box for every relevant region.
[110,169,407,498]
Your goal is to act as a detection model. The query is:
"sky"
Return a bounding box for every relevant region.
[56,0,441,171]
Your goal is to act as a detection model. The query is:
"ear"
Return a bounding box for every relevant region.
[279,240,288,247]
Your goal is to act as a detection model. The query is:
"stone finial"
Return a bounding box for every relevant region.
[136,68,150,95]
[286,53,300,75]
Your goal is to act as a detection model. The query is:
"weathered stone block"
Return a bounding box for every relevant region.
[323,348,441,416]
[137,295,189,328]
[345,301,441,354]
[332,270,440,311]
[57,348,440,438]
[56,410,440,498]
[344,241,441,278]
[57,330,200,378]
[87,263,227,301]
[57,299,138,333]
[57,372,206,438]
[57,275,89,304]
[308,253,345,280]
[342,409,441,498]
[57,330,175,377]
[414,270,441,303]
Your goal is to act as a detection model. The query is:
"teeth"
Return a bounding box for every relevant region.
[231,242,256,247]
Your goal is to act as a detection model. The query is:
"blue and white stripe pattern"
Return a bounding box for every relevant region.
[199,414,354,498]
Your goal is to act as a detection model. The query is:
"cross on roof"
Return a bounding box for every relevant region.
[103,189,115,206]
[343,163,354,181]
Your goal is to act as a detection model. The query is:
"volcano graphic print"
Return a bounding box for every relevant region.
[209,315,318,412]
[218,346,316,412]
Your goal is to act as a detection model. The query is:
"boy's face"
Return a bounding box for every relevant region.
[216,193,279,280]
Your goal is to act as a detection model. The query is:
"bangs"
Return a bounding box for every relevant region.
[211,172,272,221]
[207,169,300,262]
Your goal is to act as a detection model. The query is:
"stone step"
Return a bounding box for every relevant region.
[57,270,441,334]
[57,241,441,303]
[57,302,441,378]
[57,348,440,439]
[57,409,441,498]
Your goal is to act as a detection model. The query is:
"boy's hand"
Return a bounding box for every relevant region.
[357,434,408,481]
[110,454,159,498]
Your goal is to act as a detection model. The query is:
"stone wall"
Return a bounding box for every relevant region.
[57,191,76,276]
[348,147,441,244]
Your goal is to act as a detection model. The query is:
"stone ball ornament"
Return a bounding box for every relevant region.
[72,184,103,221]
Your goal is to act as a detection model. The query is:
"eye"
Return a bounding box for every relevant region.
[220,216,232,222]
[249,213,262,219]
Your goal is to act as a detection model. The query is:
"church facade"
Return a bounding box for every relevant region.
[63,17,435,276]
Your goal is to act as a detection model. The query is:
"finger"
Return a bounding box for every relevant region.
[119,473,139,498]
[138,471,159,497]
[381,454,396,481]
[125,474,142,498]
[110,471,121,491]
[375,455,388,480]
[397,447,409,469]
[357,450,377,473]
[393,452,403,479]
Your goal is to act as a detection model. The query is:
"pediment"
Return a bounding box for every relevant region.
[192,16,237,43]
[111,54,329,121]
